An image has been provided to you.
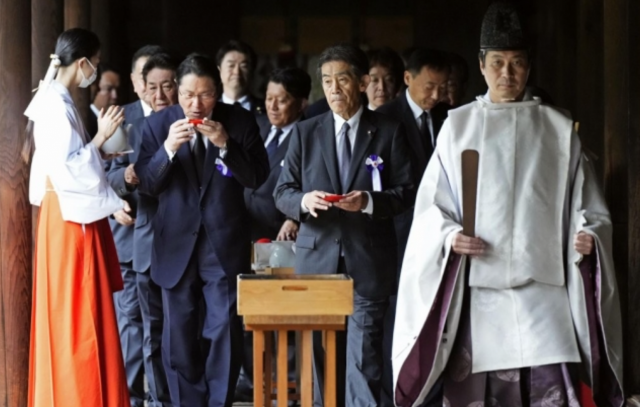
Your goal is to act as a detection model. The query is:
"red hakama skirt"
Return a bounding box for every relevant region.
[28,185,130,407]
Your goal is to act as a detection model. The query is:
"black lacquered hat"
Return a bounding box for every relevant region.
[480,1,528,50]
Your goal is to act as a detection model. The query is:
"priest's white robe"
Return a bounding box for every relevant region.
[392,96,623,407]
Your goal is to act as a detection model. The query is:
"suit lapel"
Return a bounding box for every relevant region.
[345,110,376,192]
[400,95,427,165]
[200,106,227,197]
[200,141,218,197]
[176,141,200,192]
[317,113,342,194]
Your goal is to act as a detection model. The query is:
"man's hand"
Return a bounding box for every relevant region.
[114,200,135,226]
[451,233,486,256]
[574,232,594,255]
[302,191,332,218]
[333,191,368,212]
[124,163,139,185]
[197,119,229,148]
[164,118,192,153]
[277,220,299,241]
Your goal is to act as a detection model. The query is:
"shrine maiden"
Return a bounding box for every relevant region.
[25,28,131,407]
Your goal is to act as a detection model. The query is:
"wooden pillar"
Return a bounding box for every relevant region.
[576,0,605,174]
[625,0,640,395]
[0,0,33,405]
[603,0,633,393]
[33,0,63,89]
[65,0,89,29]
[64,0,92,135]
[528,0,577,111]
[90,0,109,60]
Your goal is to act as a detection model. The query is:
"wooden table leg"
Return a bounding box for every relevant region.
[324,330,337,407]
[295,331,302,400]
[265,331,273,404]
[277,330,289,407]
[253,330,265,407]
[300,330,313,407]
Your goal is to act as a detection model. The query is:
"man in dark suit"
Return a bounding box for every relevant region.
[123,45,166,125]
[274,43,413,407]
[375,48,450,407]
[216,40,265,116]
[244,67,311,241]
[135,53,269,407]
[108,52,178,407]
[105,46,165,407]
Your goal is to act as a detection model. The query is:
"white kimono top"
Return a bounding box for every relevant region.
[26,81,122,224]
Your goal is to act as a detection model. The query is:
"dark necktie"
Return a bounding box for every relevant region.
[338,122,351,193]
[420,111,433,155]
[265,128,283,164]
[192,132,206,183]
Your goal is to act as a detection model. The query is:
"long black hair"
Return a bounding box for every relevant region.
[22,28,101,163]
[54,28,100,67]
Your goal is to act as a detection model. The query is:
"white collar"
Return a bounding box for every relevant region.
[272,120,297,136]
[140,100,153,117]
[222,93,249,106]
[332,105,364,133]
[481,89,534,104]
[405,88,428,119]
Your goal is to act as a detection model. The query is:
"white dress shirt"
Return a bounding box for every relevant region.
[222,93,251,111]
[140,99,153,117]
[264,121,296,148]
[405,89,435,147]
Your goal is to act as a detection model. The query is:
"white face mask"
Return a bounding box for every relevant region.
[79,58,97,88]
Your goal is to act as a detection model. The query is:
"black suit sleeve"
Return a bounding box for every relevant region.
[369,122,414,219]
[273,124,307,222]
[135,119,175,197]
[222,111,269,189]
[107,153,132,198]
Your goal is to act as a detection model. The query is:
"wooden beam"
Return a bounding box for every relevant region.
[0,0,32,405]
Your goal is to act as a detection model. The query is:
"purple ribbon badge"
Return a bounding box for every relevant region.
[215,158,233,177]
[365,154,384,191]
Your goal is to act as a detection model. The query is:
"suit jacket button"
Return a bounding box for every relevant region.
[192,231,198,236]
[334,238,340,244]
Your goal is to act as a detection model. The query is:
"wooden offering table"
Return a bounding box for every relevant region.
[238,274,353,407]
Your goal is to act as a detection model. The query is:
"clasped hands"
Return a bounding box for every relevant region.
[451,231,594,256]
[302,191,368,218]
[164,118,228,152]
